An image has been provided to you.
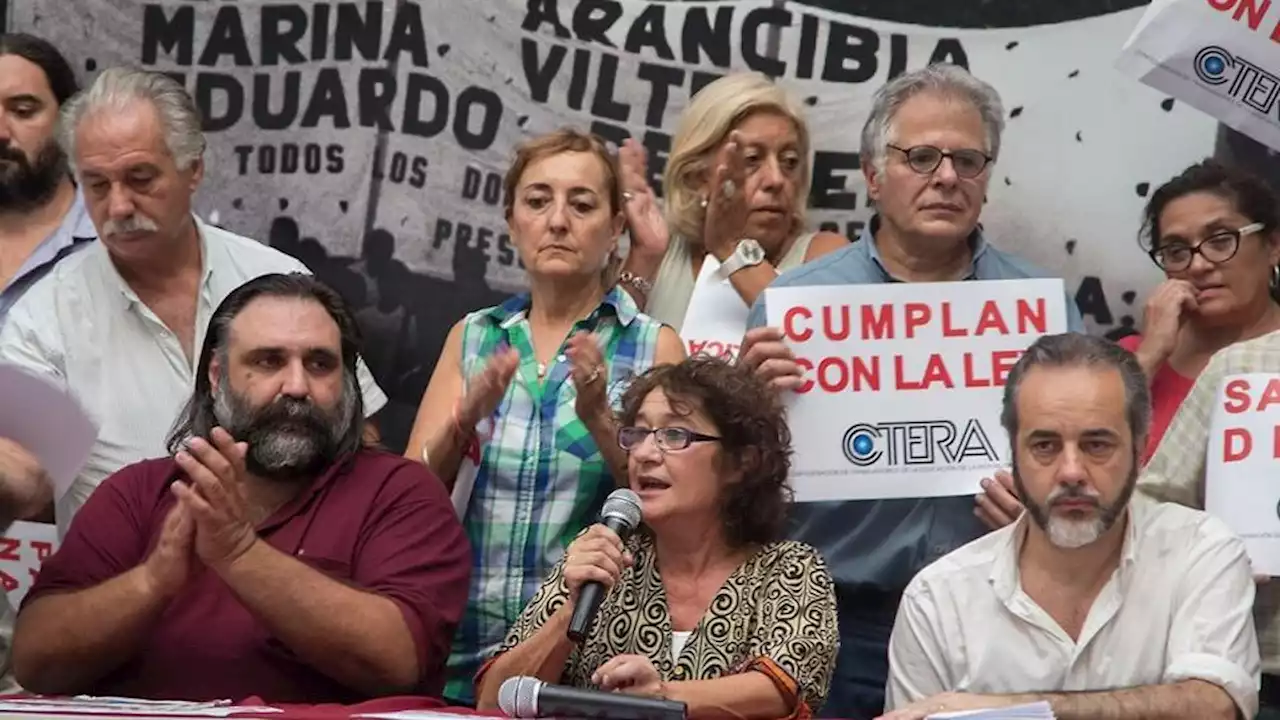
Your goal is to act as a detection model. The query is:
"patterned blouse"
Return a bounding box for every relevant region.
[445,287,666,702]
[486,529,840,717]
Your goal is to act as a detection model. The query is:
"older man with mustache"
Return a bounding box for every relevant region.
[0,66,387,535]
[11,273,470,702]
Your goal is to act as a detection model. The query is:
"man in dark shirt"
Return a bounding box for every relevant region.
[11,272,470,703]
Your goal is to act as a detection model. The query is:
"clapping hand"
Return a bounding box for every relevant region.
[566,332,609,417]
[457,347,520,430]
[171,428,258,570]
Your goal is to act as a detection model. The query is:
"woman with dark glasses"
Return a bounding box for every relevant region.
[475,356,838,719]
[1121,159,1280,462]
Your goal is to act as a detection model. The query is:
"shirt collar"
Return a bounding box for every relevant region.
[859,214,989,282]
[483,284,640,329]
[2,190,97,293]
[990,503,1139,601]
[101,214,215,307]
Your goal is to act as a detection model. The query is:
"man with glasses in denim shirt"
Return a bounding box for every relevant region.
[738,64,1084,718]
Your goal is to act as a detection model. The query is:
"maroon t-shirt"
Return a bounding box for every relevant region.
[23,449,470,703]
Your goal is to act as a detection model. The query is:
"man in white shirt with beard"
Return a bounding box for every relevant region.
[879,333,1258,720]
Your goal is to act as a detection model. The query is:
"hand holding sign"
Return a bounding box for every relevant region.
[618,138,668,261]
[975,469,1023,530]
[739,326,805,393]
[0,438,53,523]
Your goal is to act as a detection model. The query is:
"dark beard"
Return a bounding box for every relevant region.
[0,139,67,213]
[212,383,353,483]
[1011,450,1139,536]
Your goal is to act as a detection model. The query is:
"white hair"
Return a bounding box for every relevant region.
[58,66,206,172]
[859,63,1005,176]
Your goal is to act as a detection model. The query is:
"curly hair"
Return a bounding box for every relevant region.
[617,355,793,547]
[1140,158,1280,250]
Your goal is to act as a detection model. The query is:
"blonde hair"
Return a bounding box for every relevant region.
[662,72,812,244]
[502,128,624,286]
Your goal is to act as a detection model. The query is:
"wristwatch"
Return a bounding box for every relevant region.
[716,239,766,279]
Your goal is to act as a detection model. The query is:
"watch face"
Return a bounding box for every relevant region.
[740,239,765,264]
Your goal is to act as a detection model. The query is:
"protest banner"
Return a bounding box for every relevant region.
[0,521,58,606]
[682,257,748,362]
[1205,372,1280,575]
[765,279,1068,502]
[12,0,1219,450]
[1117,0,1280,151]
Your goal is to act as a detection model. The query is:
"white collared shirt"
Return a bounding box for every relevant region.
[0,217,388,535]
[884,495,1260,717]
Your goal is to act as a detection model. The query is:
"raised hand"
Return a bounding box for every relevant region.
[618,138,669,260]
[701,131,751,258]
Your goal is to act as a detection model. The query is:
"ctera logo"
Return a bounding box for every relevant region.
[842,420,999,468]
[1193,46,1280,118]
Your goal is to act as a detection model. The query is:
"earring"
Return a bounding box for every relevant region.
[1272,265,1278,288]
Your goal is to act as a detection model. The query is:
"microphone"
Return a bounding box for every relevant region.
[567,488,642,643]
[499,675,686,720]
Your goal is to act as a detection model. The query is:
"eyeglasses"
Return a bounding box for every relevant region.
[888,144,993,179]
[1148,222,1265,271]
[617,426,721,453]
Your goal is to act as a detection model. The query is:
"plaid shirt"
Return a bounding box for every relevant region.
[444,287,664,702]
[1137,329,1280,674]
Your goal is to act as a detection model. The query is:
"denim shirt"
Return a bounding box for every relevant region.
[0,191,96,327]
[747,217,1084,616]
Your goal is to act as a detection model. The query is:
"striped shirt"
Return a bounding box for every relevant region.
[1137,329,1280,674]
[444,286,665,702]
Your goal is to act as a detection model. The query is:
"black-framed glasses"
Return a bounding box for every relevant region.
[888,144,992,179]
[617,426,721,453]
[1148,222,1265,271]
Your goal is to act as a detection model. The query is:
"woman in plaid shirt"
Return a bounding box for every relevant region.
[405,128,684,705]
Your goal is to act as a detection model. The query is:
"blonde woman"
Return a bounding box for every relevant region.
[616,72,849,332]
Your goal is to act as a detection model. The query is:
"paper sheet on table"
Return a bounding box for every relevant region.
[928,700,1055,719]
[0,363,97,500]
[358,707,473,712]
[0,695,281,716]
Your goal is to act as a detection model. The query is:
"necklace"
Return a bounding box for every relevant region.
[537,362,547,378]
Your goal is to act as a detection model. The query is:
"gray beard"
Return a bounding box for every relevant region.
[211,379,355,481]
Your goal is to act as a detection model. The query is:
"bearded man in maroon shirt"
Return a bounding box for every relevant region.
[11,272,470,703]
